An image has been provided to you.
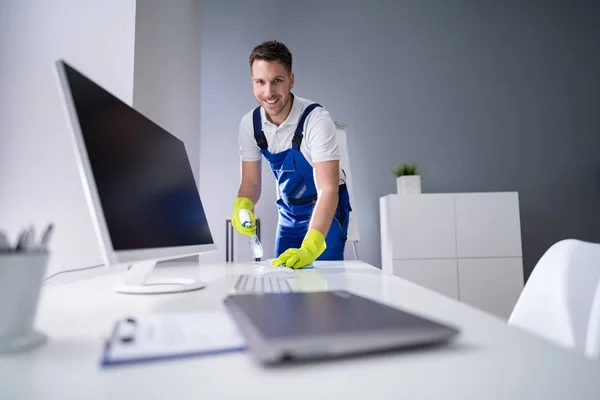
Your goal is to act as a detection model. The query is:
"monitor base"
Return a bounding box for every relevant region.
[114,278,206,294]
[114,259,206,294]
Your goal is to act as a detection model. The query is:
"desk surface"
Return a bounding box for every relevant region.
[2,260,600,399]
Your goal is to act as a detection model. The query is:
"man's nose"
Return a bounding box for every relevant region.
[265,83,275,96]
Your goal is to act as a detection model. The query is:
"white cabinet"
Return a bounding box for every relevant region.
[454,193,523,258]
[457,258,524,319]
[393,259,459,300]
[380,192,524,319]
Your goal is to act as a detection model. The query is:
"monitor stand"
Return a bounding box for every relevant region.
[114,260,206,294]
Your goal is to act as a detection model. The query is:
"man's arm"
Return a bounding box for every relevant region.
[309,160,339,236]
[270,107,340,268]
[237,160,262,206]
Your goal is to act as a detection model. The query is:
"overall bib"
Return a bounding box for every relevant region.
[252,104,351,260]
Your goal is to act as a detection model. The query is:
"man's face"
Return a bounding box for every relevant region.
[251,59,294,123]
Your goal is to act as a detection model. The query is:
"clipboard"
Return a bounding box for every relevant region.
[100,311,246,367]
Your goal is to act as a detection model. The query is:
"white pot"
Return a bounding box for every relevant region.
[396,175,421,195]
[0,251,49,353]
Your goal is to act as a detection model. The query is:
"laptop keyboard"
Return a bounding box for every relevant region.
[233,274,296,293]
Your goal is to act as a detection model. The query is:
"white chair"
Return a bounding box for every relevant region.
[508,239,600,360]
[585,281,600,359]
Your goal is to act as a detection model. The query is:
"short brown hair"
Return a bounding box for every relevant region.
[249,41,293,74]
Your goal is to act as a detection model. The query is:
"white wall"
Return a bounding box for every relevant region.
[132,0,203,263]
[0,0,137,276]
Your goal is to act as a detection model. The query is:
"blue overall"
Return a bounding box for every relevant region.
[252,103,351,260]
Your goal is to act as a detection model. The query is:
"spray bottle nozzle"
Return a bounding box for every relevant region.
[239,209,263,258]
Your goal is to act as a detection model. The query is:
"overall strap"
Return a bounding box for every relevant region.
[252,106,268,151]
[292,103,322,151]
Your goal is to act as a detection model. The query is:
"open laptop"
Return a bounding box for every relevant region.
[223,290,459,364]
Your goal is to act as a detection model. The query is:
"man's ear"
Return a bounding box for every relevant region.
[289,72,295,89]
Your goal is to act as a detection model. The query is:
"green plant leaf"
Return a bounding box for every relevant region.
[392,162,418,177]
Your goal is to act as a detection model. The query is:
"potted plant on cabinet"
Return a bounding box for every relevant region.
[392,163,421,195]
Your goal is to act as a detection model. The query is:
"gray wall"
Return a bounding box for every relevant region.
[133,0,202,182]
[199,0,600,279]
[0,0,136,276]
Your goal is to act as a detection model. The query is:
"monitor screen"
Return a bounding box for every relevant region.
[61,62,214,251]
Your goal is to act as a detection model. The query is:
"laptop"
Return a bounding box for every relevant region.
[223,290,459,364]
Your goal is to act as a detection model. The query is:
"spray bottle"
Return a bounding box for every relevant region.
[238,209,263,259]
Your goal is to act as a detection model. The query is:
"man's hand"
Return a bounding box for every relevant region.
[271,229,326,269]
[231,197,256,236]
[233,160,261,236]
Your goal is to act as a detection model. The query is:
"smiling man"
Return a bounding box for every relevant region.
[231,40,351,269]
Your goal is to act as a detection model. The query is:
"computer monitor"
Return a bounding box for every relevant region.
[54,60,216,294]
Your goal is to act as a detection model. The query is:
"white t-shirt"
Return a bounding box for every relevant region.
[238,94,345,185]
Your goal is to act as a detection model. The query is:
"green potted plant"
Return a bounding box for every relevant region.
[392,163,421,195]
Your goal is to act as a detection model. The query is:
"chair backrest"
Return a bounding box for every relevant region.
[508,239,600,359]
[585,281,600,359]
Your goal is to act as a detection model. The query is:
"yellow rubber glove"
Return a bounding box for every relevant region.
[271,228,326,269]
[231,197,256,236]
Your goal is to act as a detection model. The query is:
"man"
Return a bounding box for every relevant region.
[231,40,352,269]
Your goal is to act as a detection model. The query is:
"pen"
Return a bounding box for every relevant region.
[39,223,54,251]
[15,226,35,252]
[13,229,25,251]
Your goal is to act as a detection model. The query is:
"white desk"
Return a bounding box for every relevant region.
[2,260,599,399]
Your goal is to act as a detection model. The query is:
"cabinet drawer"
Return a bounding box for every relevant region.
[393,259,459,299]
[458,257,524,319]
[386,194,456,259]
[455,192,522,258]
